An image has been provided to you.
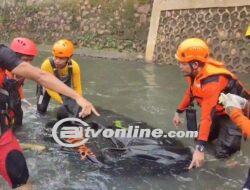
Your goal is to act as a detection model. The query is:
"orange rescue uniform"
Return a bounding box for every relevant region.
[177,61,239,142]
[230,106,250,138]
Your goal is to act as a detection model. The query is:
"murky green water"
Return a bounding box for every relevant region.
[0,52,249,190]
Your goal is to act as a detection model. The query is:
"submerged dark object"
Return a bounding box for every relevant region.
[44,105,192,176]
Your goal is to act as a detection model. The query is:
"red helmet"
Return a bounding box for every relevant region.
[10,37,38,56]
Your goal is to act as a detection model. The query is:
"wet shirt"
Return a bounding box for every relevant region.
[0,45,21,71]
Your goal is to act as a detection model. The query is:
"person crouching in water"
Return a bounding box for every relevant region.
[172,38,249,169]
[37,39,82,119]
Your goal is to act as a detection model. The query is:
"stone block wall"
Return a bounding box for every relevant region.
[155,6,249,73]
[0,0,152,53]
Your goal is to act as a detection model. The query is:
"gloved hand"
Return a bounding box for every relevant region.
[219,93,247,109]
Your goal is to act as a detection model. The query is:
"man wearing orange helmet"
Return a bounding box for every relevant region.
[172,38,249,169]
[37,39,83,118]
[0,38,99,189]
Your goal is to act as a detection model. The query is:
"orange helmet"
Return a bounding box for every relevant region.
[175,38,209,63]
[52,39,74,58]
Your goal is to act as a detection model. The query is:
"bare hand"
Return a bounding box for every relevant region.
[188,150,205,169]
[21,99,32,107]
[173,112,182,127]
[75,96,100,118]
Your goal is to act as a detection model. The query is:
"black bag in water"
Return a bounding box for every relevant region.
[186,107,198,131]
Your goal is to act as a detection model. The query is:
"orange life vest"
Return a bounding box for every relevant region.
[188,63,240,112]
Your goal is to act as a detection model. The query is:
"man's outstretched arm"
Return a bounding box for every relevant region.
[12,62,99,117]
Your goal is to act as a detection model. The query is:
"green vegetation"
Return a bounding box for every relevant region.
[0,0,149,52]
[24,4,40,16]
[76,34,135,51]
[58,0,80,10]
[121,0,137,40]
[77,33,97,43]
[0,15,6,24]
[138,0,151,5]
[114,120,128,129]
[89,0,102,7]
